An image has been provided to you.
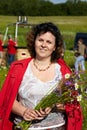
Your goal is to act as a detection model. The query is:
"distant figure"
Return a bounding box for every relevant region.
[0,33,4,67]
[77,38,86,57]
[74,51,85,73]
[7,35,18,65]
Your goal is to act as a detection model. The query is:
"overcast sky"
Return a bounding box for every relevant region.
[49,0,87,4]
[49,0,66,3]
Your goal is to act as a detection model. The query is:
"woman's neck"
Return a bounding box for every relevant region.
[34,57,51,65]
[33,58,51,71]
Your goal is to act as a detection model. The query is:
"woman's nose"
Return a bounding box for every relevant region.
[42,41,46,47]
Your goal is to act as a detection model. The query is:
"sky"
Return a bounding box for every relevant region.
[49,0,67,4]
[49,0,87,4]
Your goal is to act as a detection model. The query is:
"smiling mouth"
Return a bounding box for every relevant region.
[40,49,47,53]
[40,47,47,51]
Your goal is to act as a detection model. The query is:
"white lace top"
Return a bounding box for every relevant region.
[18,62,62,109]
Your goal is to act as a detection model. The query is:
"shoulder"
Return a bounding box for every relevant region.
[10,58,32,70]
[57,58,72,76]
[12,57,32,65]
[7,58,32,77]
[57,58,66,66]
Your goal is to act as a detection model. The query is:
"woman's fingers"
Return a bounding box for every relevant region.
[23,108,38,121]
[23,107,51,121]
[35,107,51,119]
[56,103,65,110]
[35,109,46,117]
[44,107,51,114]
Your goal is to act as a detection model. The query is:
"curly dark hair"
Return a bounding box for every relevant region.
[26,22,64,62]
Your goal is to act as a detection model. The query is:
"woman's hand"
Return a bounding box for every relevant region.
[23,108,39,121]
[23,107,52,121]
[56,103,65,110]
[35,107,52,120]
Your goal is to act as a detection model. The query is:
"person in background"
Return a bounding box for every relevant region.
[0,32,4,67]
[7,35,18,66]
[74,51,85,73]
[77,38,86,57]
[0,22,75,130]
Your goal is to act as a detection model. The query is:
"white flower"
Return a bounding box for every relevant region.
[77,95,82,101]
[75,83,79,90]
[65,73,70,79]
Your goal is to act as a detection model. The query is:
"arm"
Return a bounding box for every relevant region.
[12,99,26,117]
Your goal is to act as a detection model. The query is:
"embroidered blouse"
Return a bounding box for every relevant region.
[18,62,62,109]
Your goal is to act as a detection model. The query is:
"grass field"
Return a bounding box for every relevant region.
[0,16,87,130]
[0,16,87,49]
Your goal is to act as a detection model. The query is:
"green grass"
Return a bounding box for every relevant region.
[0,66,8,89]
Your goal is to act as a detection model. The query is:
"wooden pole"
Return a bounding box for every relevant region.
[15,22,18,43]
[3,26,8,43]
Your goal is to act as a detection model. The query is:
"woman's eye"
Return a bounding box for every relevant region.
[47,40,52,44]
[38,38,43,42]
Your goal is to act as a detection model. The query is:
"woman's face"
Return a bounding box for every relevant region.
[35,32,56,60]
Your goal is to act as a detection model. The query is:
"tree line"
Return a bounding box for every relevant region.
[0,0,87,16]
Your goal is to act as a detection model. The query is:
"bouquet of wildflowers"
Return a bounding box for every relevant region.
[16,72,87,130]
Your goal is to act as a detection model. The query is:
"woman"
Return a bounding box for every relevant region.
[0,22,72,130]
